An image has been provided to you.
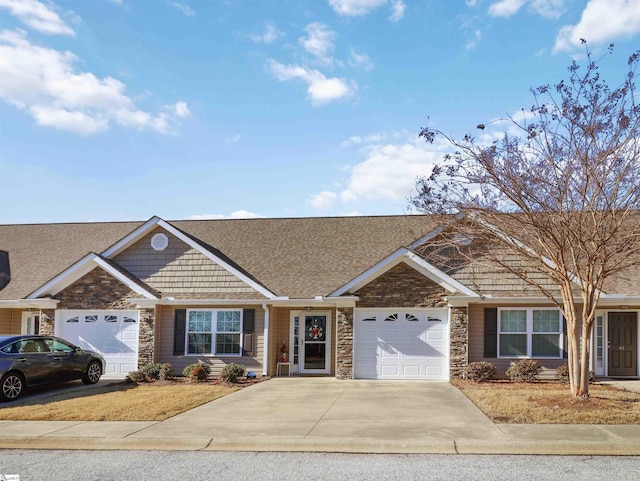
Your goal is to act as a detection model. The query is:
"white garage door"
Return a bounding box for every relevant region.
[55,310,139,377]
[354,308,449,380]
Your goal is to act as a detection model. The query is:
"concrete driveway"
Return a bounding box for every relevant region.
[131,378,507,449]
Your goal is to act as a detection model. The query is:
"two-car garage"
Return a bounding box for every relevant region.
[55,310,139,377]
[353,308,449,380]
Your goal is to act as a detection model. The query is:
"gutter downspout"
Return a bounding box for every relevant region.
[262,303,269,376]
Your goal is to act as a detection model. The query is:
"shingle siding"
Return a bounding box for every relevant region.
[114,228,263,298]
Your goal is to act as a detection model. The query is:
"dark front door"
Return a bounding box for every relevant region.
[608,312,638,377]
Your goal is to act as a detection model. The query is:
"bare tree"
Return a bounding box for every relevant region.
[411,43,640,398]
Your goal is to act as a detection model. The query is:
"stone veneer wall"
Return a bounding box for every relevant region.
[354,262,448,308]
[336,307,354,380]
[40,267,155,367]
[449,307,468,378]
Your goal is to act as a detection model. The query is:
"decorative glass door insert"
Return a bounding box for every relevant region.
[303,314,327,371]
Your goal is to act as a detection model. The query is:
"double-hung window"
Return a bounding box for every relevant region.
[186,309,242,356]
[498,308,562,358]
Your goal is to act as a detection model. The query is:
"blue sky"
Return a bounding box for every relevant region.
[1,0,639,224]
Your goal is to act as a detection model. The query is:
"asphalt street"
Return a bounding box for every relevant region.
[0,450,639,481]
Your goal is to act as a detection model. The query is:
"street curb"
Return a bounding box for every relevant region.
[1,437,639,455]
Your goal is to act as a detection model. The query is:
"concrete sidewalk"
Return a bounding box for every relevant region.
[0,378,638,455]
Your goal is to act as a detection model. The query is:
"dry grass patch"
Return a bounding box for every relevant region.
[0,381,239,421]
[452,380,640,424]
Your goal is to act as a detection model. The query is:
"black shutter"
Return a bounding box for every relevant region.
[484,308,498,358]
[243,308,255,356]
[173,309,186,356]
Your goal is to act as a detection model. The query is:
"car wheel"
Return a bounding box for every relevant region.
[1,372,24,402]
[82,360,102,385]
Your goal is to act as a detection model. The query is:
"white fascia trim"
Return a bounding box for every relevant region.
[329,249,408,296]
[27,253,157,300]
[404,251,480,298]
[136,298,270,307]
[408,226,444,250]
[329,248,479,298]
[101,216,163,258]
[269,296,359,308]
[0,299,59,309]
[102,217,277,300]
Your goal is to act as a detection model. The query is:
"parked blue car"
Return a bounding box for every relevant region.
[0,335,105,402]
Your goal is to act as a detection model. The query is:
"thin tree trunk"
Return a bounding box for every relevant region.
[578,322,593,398]
[568,321,580,396]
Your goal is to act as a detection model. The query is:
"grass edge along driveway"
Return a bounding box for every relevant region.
[453,379,640,424]
[0,381,240,421]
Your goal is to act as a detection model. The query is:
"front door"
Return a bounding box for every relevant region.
[608,312,638,377]
[293,311,331,374]
[21,312,40,335]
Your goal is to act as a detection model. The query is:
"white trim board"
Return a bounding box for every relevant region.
[329,247,479,298]
[27,253,158,300]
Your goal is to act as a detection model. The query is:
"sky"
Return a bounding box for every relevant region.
[1,0,639,225]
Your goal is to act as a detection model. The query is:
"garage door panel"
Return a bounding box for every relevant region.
[55,310,139,377]
[355,308,449,380]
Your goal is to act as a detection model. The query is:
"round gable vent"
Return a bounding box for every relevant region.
[151,233,169,251]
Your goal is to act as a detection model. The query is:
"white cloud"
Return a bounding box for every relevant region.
[299,22,336,66]
[530,0,564,19]
[189,210,265,220]
[340,130,405,148]
[0,29,188,134]
[174,101,190,118]
[349,47,373,71]
[488,0,526,17]
[466,29,482,50]
[389,0,406,22]
[251,22,284,44]
[328,0,387,16]
[336,138,453,204]
[169,2,195,16]
[465,0,479,6]
[30,106,108,134]
[554,0,640,53]
[0,0,75,36]
[267,60,355,105]
[309,191,338,210]
[224,133,241,143]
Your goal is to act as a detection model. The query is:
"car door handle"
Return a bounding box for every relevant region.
[52,356,62,360]
[17,357,28,362]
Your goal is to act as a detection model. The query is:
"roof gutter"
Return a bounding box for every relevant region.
[0,299,59,309]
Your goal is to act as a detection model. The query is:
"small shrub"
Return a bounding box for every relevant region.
[506,359,542,382]
[555,364,570,383]
[464,361,497,382]
[188,365,209,383]
[127,370,147,383]
[137,363,174,381]
[182,362,212,378]
[221,363,245,383]
[555,364,596,383]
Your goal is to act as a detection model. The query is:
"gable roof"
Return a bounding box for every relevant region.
[330,247,480,298]
[28,253,160,300]
[0,215,443,300]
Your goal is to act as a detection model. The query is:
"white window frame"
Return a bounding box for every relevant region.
[498,307,563,359]
[185,309,243,357]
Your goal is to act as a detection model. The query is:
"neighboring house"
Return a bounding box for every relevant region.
[0,215,638,379]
